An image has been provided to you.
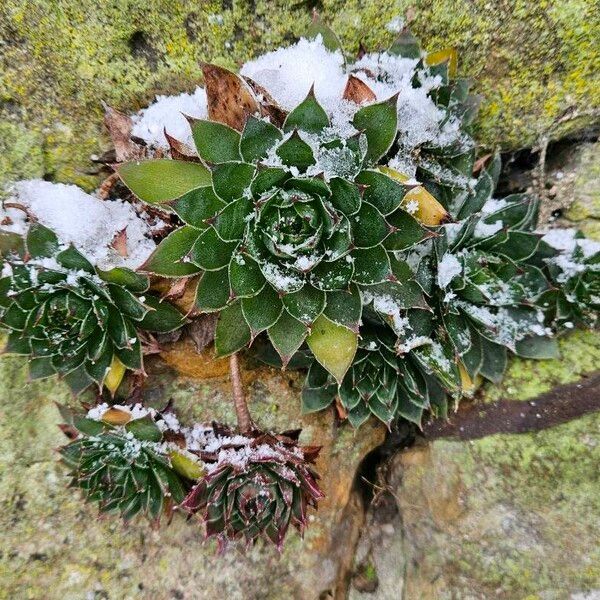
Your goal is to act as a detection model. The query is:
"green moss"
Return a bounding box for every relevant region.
[484,329,600,402]
[1,0,598,190]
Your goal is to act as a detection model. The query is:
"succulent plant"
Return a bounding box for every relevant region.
[118,79,435,386]
[181,424,323,550]
[114,22,599,434]
[302,314,450,428]
[532,229,599,329]
[0,224,186,394]
[59,404,202,521]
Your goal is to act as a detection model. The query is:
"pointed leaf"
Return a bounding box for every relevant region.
[211,162,255,202]
[267,310,308,366]
[190,227,237,271]
[306,16,343,52]
[215,301,251,356]
[323,285,361,331]
[352,96,398,163]
[240,115,283,162]
[189,119,241,163]
[171,187,225,228]
[284,88,330,134]
[140,226,201,277]
[329,176,361,216]
[352,202,389,248]
[117,159,211,203]
[195,269,230,312]
[138,296,186,332]
[241,284,283,335]
[282,285,326,325]
[26,224,58,258]
[356,169,405,215]
[229,254,265,298]
[352,245,391,284]
[307,314,357,383]
[276,131,315,171]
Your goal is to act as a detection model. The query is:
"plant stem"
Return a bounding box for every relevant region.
[229,352,252,433]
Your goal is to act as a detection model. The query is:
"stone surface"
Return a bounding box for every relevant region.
[1,0,599,190]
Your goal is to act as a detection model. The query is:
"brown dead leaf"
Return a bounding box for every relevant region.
[103,103,144,162]
[473,153,493,174]
[201,63,260,130]
[188,313,217,353]
[242,76,288,128]
[343,75,377,104]
[164,130,200,162]
[164,277,189,300]
[110,228,128,257]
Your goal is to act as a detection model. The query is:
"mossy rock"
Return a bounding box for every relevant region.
[1,0,599,190]
[391,329,600,599]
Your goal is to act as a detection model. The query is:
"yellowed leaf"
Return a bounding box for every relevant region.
[101,406,132,426]
[307,315,357,384]
[169,451,204,480]
[104,355,126,395]
[425,48,458,78]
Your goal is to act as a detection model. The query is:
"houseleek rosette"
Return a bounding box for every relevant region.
[118,75,430,386]
[0,223,186,394]
[181,425,323,549]
[59,404,202,521]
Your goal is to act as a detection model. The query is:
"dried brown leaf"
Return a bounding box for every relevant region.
[103,103,144,162]
[201,63,260,131]
[242,76,288,128]
[342,75,377,104]
[188,313,217,353]
[164,130,200,162]
[110,228,128,257]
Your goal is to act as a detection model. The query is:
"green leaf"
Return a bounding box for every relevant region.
[240,115,283,162]
[241,284,283,335]
[250,167,288,197]
[140,226,201,277]
[97,268,149,293]
[211,162,256,203]
[284,88,330,134]
[189,119,241,163]
[56,245,94,273]
[478,336,507,383]
[29,356,55,380]
[229,254,265,298]
[108,284,148,320]
[310,256,354,291]
[329,177,361,216]
[306,16,343,52]
[190,227,237,271]
[73,416,104,436]
[388,29,421,58]
[267,310,308,366]
[171,186,225,228]
[384,209,428,250]
[212,197,253,241]
[307,314,357,383]
[215,301,251,356]
[352,96,398,163]
[324,285,362,331]
[355,170,405,215]
[282,285,326,324]
[138,296,186,332]
[195,269,230,312]
[302,384,336,413]
[117,159,211,204]
[514,336,560,359]
[276,131,315,171]
[352,202,390,248]
[126,415,163,442]
[352,245,391,284]
[26,223,59,258]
